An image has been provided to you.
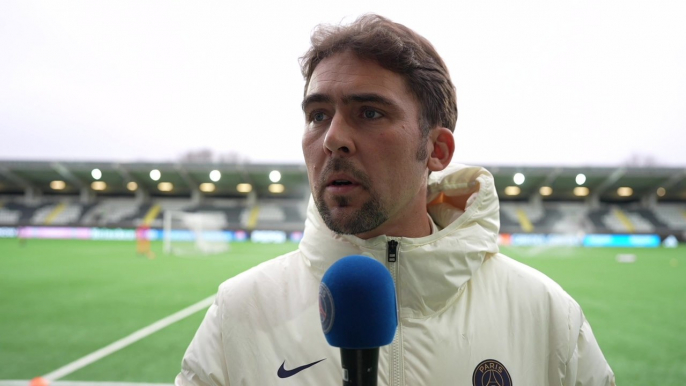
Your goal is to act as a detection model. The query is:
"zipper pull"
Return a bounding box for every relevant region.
[387,240,398,262]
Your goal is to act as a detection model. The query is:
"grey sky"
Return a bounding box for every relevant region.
[0,1,684,166]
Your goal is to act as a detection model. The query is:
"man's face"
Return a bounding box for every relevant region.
[301,51,431,239]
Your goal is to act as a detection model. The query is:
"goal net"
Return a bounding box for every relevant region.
[163,210,230,256]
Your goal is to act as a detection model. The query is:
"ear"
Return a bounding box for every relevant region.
[426,127,455,172]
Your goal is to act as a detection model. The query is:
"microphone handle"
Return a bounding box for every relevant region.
[340,348,379,386]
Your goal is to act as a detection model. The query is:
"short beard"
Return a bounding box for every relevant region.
[415,133,428,161]
[415,119,431,161]
[315,158,388,235]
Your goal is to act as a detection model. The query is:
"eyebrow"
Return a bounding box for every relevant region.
[301,93,400,112]
[343,93,398,108]
[301,94,333,112]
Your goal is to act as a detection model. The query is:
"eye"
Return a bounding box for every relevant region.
[362,109,383,119]
[311,111,328,122]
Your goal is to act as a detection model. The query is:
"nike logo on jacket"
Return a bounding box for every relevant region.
[277,359,326,378]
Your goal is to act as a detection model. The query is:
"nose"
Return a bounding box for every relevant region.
[323,114,356,156]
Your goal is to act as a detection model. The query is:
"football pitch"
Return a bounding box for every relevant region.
[1,239,684,385]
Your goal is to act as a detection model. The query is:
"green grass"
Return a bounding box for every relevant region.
[501,246,686,385]
[0,239,297,381]
[1,239,684,384]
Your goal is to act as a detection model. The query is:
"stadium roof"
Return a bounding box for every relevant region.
[0,160,684,202]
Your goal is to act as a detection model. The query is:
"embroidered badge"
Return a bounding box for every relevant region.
[319,282,335,334]
[472,359,512,386]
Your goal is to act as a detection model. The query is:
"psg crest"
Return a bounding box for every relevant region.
[318,282,335,334]
[472,359,512,386]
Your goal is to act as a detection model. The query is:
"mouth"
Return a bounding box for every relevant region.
[323,174,362,194]
[329,179,354,187]
[326,173,361,187]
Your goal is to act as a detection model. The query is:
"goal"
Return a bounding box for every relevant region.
[163,210,230,256]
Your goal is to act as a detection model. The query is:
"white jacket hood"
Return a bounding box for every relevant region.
[299,164,500,319]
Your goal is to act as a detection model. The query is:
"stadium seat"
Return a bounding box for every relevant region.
[0,205,21,224]
[82,199,141,226]
[597,206,654,233]
[548,203,591,234]
[31,202,83,225]
[653,205,686,230]
[3,192,683,240]
[588,208,612,233]
[498,204,523,233]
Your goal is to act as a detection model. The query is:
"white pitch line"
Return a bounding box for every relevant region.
[41,295,215,381]
[0,382,172,386]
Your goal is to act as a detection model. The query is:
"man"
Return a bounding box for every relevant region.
[177,14,615,385]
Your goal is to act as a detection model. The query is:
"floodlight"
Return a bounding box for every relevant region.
[574,187,589,196]
[127,181,138,191]
[210,170,221,182]
[513,173,525,186]
[237,183,253,193]
[150,169,161,181]
[575,173,586,185]
[539,186,553,196]
[91,181,106,191]
[50,180,66,190]
[504,186,520,196]
[269,183,285,193]
[91,168,102,180]
[269,170,282,183]
[158,182,173,192]
[200,183,216,192]
[617,187,633,197]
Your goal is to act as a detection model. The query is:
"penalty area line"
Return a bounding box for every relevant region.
[40,295,216,381]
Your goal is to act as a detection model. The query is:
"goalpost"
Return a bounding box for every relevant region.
[163,210,230,256]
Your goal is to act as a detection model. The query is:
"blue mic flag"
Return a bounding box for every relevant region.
[319,255,398,349]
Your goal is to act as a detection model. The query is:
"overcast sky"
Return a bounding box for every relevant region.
[0,1,684,167]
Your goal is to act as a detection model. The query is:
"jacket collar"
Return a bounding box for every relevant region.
[299,164,500,318]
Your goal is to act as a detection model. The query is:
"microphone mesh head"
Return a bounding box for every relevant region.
[319,255,398,349]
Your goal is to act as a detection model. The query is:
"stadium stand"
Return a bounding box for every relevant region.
[31,202,84,225]
[653,204,686,230]
[0,160,684,241]
[532,205,563,232]
[282,203,305,223]
[498,204,521,233]
[248,204,285,229]
[0,204,21,225]
[588,208,611,233]
[81,199,141,226]
[548,203,590,234]
[2,193,685,238]
[191,202,246,229]
[119,203,149,227]
[605,207,654,233]
[146,199,194,227]
[500,203,580,234]
[631,208,670,232]
[248,199,305,231]
[0,201,47,225]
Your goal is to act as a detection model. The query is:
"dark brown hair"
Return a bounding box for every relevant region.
[299,14,457,136]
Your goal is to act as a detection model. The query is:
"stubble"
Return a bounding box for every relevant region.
[315,158,388,235]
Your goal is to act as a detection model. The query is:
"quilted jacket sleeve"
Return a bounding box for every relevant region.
[563,310,616,386]
[175,294,230,386]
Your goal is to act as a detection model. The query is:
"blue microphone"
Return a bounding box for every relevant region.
[319,255,398,386]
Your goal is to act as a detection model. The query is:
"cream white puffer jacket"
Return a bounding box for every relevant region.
[176,165,616,386]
